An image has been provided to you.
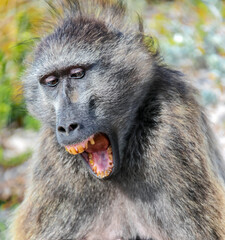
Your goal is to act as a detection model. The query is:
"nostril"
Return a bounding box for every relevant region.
[58,126,66,133]
[69,123,78,132]
[57,123,79,134]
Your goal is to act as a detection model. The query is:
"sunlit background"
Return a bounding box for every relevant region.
[0,0,224,238]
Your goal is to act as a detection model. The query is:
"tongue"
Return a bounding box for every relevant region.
[86,133,109,153]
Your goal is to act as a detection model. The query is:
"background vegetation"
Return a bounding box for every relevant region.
[0,0,225,239]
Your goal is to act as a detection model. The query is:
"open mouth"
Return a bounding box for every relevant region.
[65,133,114,179]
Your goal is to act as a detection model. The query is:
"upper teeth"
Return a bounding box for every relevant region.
[65,135,95,155]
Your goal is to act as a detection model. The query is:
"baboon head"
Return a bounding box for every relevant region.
[24,0,153,179]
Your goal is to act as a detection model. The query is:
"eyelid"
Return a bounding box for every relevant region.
[69,67,85,79]
[45,75,57,83]
[70,68,84,74]
[39,72,58,84]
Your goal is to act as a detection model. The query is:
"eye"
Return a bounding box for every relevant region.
[70,68,85,79]
[42,75,59,87]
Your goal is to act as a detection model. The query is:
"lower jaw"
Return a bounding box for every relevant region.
[81,148,114,178]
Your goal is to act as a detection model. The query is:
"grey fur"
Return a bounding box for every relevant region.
[11,1,225,240]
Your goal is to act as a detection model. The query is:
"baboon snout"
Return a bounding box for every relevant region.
[57,121,79,135]
[56,119,82,145]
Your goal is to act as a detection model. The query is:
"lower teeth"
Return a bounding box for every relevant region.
[88,147,113,178]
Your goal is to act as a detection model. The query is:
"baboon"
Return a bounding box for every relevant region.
[11,0,225,240]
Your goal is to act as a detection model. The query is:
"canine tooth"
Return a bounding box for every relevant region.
[97,171,100,177]
[85,141,88,149]
[90,138,95,145]
[105,170,109,176]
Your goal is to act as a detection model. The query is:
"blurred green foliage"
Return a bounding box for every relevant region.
[0,148,32,168]
[0,0,43,130]
[0,221,6,240]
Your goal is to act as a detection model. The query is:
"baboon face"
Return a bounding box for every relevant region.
[25,18,152,179]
